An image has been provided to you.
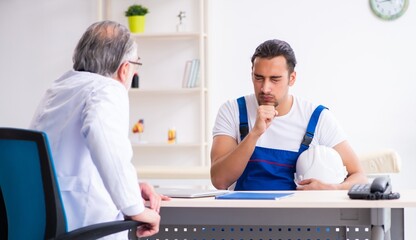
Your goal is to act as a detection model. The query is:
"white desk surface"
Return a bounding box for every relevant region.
[137,166,210,179]
[159,190,416,209]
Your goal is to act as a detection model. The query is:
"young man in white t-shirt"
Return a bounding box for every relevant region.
[210,39,367,191]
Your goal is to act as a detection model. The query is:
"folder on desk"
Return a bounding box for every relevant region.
[215,192,293,200]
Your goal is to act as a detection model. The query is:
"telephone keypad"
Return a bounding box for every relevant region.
[350,184,370,193]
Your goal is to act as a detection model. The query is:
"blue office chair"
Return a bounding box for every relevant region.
[0,128,142,240]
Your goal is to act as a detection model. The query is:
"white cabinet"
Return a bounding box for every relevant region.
[100,0,210,181]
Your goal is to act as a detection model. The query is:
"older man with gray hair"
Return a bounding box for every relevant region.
[30,20,166,239]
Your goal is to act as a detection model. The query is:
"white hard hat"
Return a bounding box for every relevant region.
[295,145,347,184]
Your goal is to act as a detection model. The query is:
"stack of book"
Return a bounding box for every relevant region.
[182,59,200,88]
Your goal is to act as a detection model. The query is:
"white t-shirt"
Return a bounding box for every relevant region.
[30,70,143,238]
[213,94,346,151]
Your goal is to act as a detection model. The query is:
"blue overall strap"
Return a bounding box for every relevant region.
[299,105,328,153]
[237,97,249,141]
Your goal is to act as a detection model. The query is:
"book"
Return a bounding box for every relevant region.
[187,59,196,88]
[215,192,293,200]
[181,58,201,88]
[189,59,200,88]
[182,60,192,88]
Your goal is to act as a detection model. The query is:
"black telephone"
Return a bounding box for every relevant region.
[348,176,400,200]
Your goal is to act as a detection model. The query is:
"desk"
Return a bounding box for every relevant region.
[145,190,416,240]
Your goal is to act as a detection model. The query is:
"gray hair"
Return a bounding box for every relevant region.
[73,20,137,77]
[251,39,297,74]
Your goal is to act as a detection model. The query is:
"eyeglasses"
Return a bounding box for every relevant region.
[128,57,142,72]
[128,57,142,66]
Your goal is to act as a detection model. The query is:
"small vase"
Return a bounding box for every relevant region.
[127,16,146,33]
[137,133,144,143]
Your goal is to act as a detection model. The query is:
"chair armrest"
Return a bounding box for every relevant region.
[56,220,141,240]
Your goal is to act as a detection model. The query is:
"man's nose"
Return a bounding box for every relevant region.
[261,80,272,93]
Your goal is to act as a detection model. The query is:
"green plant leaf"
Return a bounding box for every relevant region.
[125,4,149,16]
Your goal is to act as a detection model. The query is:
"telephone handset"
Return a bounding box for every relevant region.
[348,176,400,200]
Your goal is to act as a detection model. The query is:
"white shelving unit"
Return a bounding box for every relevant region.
[99,0,210,184]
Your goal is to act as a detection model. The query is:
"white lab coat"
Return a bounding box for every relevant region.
[30,70,144,239]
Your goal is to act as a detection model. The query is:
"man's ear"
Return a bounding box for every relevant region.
[115,61,129,84]
[289,71,296,86]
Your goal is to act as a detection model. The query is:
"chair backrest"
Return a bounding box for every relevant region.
[359,149,401,175]
[0,128,67,240]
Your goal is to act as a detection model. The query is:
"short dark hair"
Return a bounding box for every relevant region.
[72,21,136,77]
[251,39,297,74]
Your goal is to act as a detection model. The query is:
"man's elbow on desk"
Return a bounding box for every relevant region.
[210,174,232,190]
[210,162,236,190]
[210,168,236,190]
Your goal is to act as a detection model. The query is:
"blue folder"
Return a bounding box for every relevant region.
[215,192,293,200]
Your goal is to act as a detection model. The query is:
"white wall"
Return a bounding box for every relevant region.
[0,0,98,127]
[1,0,415,237]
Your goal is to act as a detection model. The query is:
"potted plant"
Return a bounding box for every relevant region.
[125,4,149,33]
